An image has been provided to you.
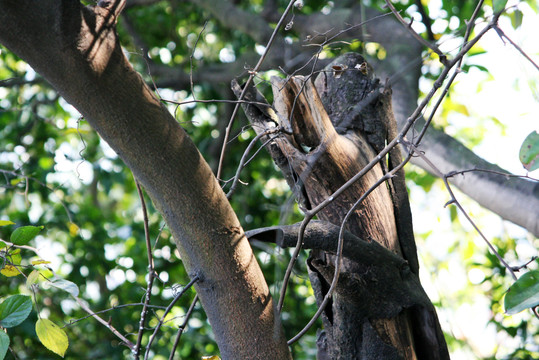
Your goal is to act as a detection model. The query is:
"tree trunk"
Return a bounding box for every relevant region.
[236,53,449,359]
[0,1,291,359]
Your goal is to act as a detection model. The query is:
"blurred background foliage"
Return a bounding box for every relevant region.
[1,0,538,359]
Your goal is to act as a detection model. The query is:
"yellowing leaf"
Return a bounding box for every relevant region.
[36,318,69,357]
[1,265,20,277]
[68,222,79,237]
[31,259,51,266]
[201,356,221,360]
[0,220,15,227]
[27,269,40,287]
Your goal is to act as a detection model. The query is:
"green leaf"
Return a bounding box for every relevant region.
[510,9,523,29]
[519,131,539,171]
[504,270,539,314]
[467,45,487,57]
[0,295,32,328]
[493,0,508,13]
[49,278,80,297]
[10,226,44,245]
[9,178,23,186]
[0,331,9,360]
[9,250,21,266]
[27,269,40,288]
[0,220,15,227]
[36,318,69,357]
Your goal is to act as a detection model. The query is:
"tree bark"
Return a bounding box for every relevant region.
[236,53,449,359]
[156,1,539,235]
[0,1,291,359]
[294,4,539,236]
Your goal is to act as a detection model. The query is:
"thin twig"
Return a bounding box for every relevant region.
[74,296,135,350]
[277,6,498,316]
[216,0,298,181]
[0,169,74,224]
[226,128,280,198]
[144,276,199,359]
[162,97,272,108]
[407,3,485,145]
[288,153,412,344]
[277,214,312,312]
[385,0,447,64]
[446,168,538,182]
[401,139,517,281]
[168,294,199,360]
[414,0,435,41]
[66,302,166,326]
[493,25,539,72]
[133,180,156,358]
[189,21,208,97]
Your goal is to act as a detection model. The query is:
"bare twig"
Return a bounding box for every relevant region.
[493,25,539,72]
[277,214,313,312]
[133,179,156,358]
[66,302,166,326]
[384,0,447,64]
[277,5,498,320]
[216,0,298,181]
[226,128,280,198]
[447,168,538,182]
[287,152,412,344]
[168,294,199,360]
[189,21,208,97]
[0,169,74,224]
[0,77,44,87]
[161,97,272,109]
[74,296,135,350]
[414,0,435,41]
[144,276,199,359]
[401,139,517,281]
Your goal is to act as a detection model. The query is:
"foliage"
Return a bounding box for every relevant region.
[0,0,538,359]
[0,223,71,359]
[505,270,539,315]
[519,131,539,172]
[35,318,69,357]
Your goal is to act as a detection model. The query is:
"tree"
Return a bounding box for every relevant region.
[0,0,537,359]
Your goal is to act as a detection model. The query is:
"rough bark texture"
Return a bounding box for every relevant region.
[236,53,449,359]
[166,0,538,236]
[0,1,291,359]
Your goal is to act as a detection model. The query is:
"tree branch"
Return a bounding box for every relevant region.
[247,221,449,358]
[0,1,291,358]
[246,221,407,270]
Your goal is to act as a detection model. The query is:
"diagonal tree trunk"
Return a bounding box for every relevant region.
[235,53,449,359]
[0,1,291,359]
